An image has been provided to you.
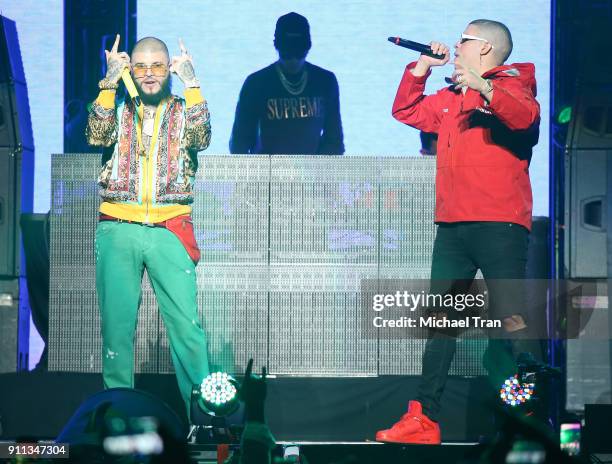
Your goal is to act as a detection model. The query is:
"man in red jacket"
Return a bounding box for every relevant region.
[376,19,540,444]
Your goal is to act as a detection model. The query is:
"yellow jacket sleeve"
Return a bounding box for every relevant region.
[184,87,204,108]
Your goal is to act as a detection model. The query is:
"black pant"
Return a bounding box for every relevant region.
[416,222,529,422]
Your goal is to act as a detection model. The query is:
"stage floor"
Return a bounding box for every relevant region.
[0,372,493,443]
[0,439,482,464]
[195,441,484,464]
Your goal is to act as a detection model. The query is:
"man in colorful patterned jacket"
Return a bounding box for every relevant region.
[86,34,211,415]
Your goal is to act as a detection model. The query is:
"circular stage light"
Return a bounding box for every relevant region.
[195,372,240,417]
[499,374,535,406]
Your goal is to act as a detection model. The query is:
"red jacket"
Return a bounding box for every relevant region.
[392,62,540,230]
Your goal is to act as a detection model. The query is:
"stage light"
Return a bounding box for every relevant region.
[195,372,240,417]
[189,371,244,444]
[499,374,535,407]
[557,106,572,124]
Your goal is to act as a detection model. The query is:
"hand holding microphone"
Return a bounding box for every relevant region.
[388,37,447,60]
[388,36,450,76]
[411,41,450,77]
[418,41,450,66]
[101,34,141,106]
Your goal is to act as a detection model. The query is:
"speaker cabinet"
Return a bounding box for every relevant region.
[0,147,33,276]
[0,16,34,277]
[0,278,29,372]
[0,16,33,150]
[564,90,612,278]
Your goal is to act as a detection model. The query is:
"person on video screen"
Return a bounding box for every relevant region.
[230,12,344,155]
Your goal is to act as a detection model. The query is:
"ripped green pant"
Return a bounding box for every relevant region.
[95,220,210,415]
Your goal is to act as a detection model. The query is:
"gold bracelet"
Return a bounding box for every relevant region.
[98,78,119,90]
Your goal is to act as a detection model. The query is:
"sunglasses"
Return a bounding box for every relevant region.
[459,33,493,48]
[132,62,168,78]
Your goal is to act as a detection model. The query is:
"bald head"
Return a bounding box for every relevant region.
[469,19,513,64]
[131,37,169,60]
[130,37,171,106]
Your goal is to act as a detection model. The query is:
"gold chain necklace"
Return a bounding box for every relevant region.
[275,63,308,96]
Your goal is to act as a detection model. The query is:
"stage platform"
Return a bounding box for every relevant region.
[191,441,483,464]
[0,439,482,464]
[0,372,493,443]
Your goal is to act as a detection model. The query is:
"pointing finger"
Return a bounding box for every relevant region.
[179,38,187,54]
[111,34,120,53]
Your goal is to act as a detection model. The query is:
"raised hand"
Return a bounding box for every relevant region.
[170,38,200,88]
[410,40,450,77]
[104,34,130,84]
[453,57,491,94]
[240,358,267,423]
[419,41,451,67]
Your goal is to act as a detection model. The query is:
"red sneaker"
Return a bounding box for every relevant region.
[375,400,441,444]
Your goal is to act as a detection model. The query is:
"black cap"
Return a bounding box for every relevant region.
[274,12,311,56]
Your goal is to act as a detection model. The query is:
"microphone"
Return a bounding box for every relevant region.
[121,68,141,107]
[387,37,446,60]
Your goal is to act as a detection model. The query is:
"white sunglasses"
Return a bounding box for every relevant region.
[460,33,493,48]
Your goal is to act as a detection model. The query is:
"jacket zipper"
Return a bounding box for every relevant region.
[142,104,163,224]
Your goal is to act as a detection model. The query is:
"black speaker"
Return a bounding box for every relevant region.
[0,277,29,373]
[564,89,612,278]
[0,16,33,150]
[583,404,612,454]
[0,147,33,277]
[0,16,34,277]
[20,213,50,370]
[0,146,18,275]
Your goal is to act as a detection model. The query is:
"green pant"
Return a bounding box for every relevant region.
[95,220,210,415]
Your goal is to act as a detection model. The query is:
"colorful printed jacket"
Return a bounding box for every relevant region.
[86,89,211,222]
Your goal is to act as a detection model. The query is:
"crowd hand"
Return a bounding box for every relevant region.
[240,358,267,422]
[241,359,267,406]
[453,58,489,93]
[104,34,130,84]
[170,38,200,88]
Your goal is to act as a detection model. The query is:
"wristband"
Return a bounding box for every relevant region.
[184,79,201,89]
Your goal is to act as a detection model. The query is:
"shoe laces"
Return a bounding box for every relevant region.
[392,413,426,430]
